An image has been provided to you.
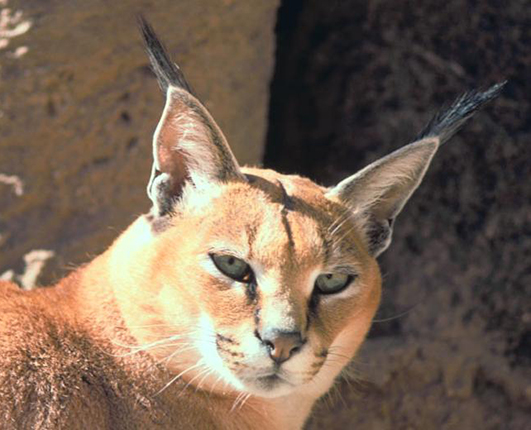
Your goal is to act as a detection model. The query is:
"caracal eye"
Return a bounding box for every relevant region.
[315,272,355,295]
[210,254,253,283]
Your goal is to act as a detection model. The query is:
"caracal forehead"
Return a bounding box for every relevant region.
[198,168,338,268]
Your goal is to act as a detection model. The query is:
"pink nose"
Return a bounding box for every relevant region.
[259,330,305,364]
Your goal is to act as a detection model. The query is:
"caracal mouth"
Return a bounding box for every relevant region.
[256,374,291,388]
[237,370,300,397]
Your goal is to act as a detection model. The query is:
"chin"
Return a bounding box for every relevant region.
[239,374,299,398]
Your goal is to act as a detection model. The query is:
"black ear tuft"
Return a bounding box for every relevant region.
[140,18,244,220]
[137,15,194,95]
[416,81,506,144]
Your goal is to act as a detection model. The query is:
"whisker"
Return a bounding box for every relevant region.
[331,222,359,246]
[195,368,217,393]
[111,334,187,350]
[326,351,351,361]
[112,342,187,359]
[106,334,191,358]
[328,208,352,235]
[160,345,196,366]
[230,392,247,412]
[179,366,213,395]
[230,393,243,412]
[209,373,228,395]
[126,323,180,329]
[155,361,205,396]
[372,303,419,322]
[322,358,348,367]
[237,393,252,412]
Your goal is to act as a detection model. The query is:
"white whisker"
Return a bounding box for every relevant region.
[111,333,186,350]
[155,361,205,396]
[230,392,246,412]
[195,368,216,392]
[160,344,196,366]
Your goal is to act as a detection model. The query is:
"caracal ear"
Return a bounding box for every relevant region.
[148,86,244,216]
[326,82,506,257]
[327,137,439,256]
[139,16,244,217]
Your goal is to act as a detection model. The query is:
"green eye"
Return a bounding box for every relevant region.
[315,272,354,295]
[210,254,253,283]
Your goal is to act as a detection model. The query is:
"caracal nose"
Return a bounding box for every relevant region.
[259,329,305,364]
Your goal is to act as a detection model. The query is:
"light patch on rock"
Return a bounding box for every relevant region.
[19,249,55,290]
[0,173,24,195]
[8,45,27,57]
[1,249,55,290]
[0,1,32,51]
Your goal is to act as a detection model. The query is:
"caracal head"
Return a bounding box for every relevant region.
[111,19,504,399]
[139,163,383,398]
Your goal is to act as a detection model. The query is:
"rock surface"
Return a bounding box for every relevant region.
[0,0,278,282]
[266,1,530,429]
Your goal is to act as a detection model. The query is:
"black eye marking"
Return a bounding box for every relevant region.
[246,278,258,304]
[308,292,320,318]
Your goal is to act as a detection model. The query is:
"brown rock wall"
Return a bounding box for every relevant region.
[0,0,278,283]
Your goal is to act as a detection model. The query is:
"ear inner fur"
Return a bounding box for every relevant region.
[148,86,244,217]
[327,137,439,256]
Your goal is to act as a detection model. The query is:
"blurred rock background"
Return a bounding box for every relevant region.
[1,0,529,428]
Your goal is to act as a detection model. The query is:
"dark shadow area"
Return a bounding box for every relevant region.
[266,0,530,428]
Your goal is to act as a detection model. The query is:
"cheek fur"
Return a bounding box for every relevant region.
[202,283,255,326]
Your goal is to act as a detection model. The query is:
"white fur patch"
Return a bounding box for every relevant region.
[195,313,245,391]
[178,181,224,215]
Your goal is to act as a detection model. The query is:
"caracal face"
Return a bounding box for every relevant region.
[131,168,381,398]
[112,19,503,403]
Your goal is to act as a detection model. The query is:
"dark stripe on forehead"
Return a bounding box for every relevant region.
[278,181,295,250]
[278,180,294,211]
[317,224,333,265]
[281,209,295,250]
[246,224,257,260]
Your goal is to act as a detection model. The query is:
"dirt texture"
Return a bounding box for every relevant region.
[0,0,278,283]
[266,1,530,429]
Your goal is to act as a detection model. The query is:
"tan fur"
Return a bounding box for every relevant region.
[0,164,382,429]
